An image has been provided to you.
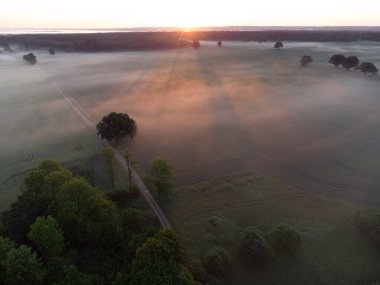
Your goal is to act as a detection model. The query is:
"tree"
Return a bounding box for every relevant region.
[329,54,345,67]
[28,215,64,258]
[125,150,138,191]
[1,161,72,243]
[56,177,121,245]
[203,246,230,277]
[121,207,157,234]
[356,62,378,75]
[217,40,223,47]
[342,56,359,70]
[239,227,270,263]
[23,53,37,64]
[267,224,301,253]
[49,47,56,55]
[205,214,239,243]
[188,258,209,284]
[3,245,45,285]
[96,112,137,142]
[149,157,174,196]
[0,237,16,282]
[102,147,115,190]
[300,55,313,66]
[193,39,200,49]
[129,230,195,285]
[274,41,283,49]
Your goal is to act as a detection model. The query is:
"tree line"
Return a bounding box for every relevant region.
[274,41,378,73]
[0,159,193,285]
[3,29,380,53]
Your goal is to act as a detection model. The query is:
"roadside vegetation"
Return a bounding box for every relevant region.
[0,160,194,284]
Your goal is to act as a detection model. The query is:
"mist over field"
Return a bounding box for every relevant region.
[1,41,380,207]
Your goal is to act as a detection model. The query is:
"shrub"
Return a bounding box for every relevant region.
[329,54,345,67]
[23,53,37,64]
[203,246,230,277]
[239,227,270,263]
[267,224,301,253]
[274,41,283,49]
[188,258,209,284]
[300,55,313,66]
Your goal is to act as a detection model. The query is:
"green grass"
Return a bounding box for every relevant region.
[24,42,380,205]
[168,172,380,285]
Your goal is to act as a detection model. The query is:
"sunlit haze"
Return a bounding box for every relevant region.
[1,0,380,29]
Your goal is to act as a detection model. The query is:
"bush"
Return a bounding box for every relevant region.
[300,55,313,66]
[267,224,301,253]
[356,62,378,75]
[239,227,270,263]
[355,211,380,236]
[342,56,359,70]
[274,41,283,49]
[188,258,209,284]
[329,54,345,67]
[23,53,37,64]
[203,246,230,277]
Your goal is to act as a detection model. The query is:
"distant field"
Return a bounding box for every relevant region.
[31,41,380,205]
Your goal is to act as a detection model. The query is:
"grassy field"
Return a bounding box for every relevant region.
[1,41,380,283]
[169,172,380,285]
[31,41,380,205]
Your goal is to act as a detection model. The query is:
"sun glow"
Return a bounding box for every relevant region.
[1,0,380,28]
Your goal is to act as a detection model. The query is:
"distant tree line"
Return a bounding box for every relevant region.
[3,30,380,52]
[195,30,380,42]
[1,32,192,52]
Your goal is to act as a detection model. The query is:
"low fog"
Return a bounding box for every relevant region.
[1,41,380,205]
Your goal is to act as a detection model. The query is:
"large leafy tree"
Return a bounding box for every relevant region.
[28,215,65,258]
[149,157,174,196]
[23,53,37,64]
[342,56,359,70]
[239,227,270,263]
[329,54,345,67]
[274,41,283,49]
[1,161,72,243]
[96,112,137,142]
[129,230,195,285]
[3,245,45,285]
[56,177,121,245]
[356,62,378,75]
[0,237,16,282]
[267,224,301,253]
[300,55,313,66]
[203,246,230,278]
[49,47,56,56]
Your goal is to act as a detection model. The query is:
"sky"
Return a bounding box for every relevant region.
[1,0,380,29]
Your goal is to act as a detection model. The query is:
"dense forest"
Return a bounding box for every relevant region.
[1,30,380,52]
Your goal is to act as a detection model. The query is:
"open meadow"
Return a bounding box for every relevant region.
[31,41,380,203]
[1,41,380,284]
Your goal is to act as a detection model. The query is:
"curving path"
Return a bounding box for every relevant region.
[37,66,172,229]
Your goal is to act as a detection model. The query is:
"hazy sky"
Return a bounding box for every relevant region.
[1,0,380,28]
